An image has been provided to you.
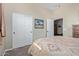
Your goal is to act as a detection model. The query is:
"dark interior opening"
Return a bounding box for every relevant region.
[54,18,63,36]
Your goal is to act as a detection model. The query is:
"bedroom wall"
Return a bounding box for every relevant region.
[2,3,51,50]
[52,5,79,37]
[3,3,79,50]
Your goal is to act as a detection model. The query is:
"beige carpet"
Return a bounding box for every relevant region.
[4,45,31,56]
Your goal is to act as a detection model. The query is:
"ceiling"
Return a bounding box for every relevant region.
[27,3,79,11]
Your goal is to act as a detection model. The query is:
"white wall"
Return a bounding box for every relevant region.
[33,18,47,41]
[3,3,79,50]
[2,3,51,50]
[52,6,79,37]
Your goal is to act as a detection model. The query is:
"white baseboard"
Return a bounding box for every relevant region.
[3,48,14,56]
[1,49,10,56]
[5,48,14,52]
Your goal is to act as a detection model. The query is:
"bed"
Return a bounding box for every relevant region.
[28,36,79,56]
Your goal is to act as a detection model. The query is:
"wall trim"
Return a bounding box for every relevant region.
[5,48,14,52]
[3,48,14,56]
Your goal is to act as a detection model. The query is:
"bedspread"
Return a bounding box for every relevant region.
[28,36,79,56]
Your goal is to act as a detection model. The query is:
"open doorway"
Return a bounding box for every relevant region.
[54,18,63,36]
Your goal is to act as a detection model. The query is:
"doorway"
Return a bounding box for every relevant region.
[54,18,63,36]
[47,19,53,38]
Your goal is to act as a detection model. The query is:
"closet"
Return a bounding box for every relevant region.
[54,18,63,36]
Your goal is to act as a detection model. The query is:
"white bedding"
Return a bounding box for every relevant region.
[28,36,79,56]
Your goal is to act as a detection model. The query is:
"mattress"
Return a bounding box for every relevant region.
[28,36,79,56]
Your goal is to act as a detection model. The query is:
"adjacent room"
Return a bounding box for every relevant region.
[0,3,79,56]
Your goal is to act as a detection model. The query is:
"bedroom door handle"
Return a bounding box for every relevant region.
[13,32,15,34]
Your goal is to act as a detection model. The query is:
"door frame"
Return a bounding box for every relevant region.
[46,19,54,38]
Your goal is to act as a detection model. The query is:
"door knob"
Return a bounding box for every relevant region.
[13,32,15,34]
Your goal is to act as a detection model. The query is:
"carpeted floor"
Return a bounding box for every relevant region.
[4,45,31,56]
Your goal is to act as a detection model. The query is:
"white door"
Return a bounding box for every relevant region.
[12,13,33,48]
[47,19,53,38]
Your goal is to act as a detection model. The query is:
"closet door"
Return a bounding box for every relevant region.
[12,13,33,48]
